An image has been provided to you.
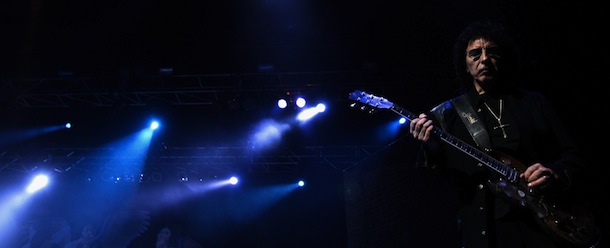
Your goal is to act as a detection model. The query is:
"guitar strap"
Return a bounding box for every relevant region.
[449,94,492,151]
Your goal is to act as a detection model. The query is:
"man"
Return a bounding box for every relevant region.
[408,20,598,248]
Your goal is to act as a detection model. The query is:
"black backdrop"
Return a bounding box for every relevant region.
[1,0,608,247]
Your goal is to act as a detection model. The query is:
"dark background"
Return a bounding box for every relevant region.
[1,0,608,247]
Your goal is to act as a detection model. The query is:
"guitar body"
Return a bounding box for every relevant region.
[348,90,602,247]
[486,152,600,247]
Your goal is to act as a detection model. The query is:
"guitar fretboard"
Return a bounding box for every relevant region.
[349,89,601,247]
[389,104,521,183]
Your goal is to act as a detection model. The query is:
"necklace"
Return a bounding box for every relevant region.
[483,99,509,138]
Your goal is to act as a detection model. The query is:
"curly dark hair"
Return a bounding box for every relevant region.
[452,20,522,91]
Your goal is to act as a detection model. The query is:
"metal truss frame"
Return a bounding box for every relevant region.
[0,70,417,178]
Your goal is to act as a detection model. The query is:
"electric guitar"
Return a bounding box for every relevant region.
[348,90,601,248]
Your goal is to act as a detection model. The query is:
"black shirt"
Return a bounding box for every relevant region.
[417,87,586,248]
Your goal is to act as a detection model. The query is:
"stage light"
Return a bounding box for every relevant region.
[295,97,306,108]
[399,117,407,124]
[277,91,308,110]
[26,174,49,193]
[65,122,72,129]
[315,103,326,112]
[229,176,238,185]
[278,99,288,109]
[178,172,189,182]
[296,103,326,122]
[150,121,159,130]
[297,180,305,187]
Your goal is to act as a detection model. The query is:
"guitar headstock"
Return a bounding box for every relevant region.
[348,90,394,110]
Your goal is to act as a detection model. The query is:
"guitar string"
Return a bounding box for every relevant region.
[359,91,598,246]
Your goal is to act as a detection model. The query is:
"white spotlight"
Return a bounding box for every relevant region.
[229,176,239,185]
[277,99,288,109]
[315,103,326,113]
[150,121,159,130]
[297,180,305,187]
[65,122,72,129]
[295,97,306,108]
[26,174,49,193]
[296,104,325,122]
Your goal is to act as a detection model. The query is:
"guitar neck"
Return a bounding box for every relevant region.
[349,89,601,247]
[388,104,520,183]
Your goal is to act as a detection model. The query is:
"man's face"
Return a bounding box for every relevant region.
[465,37,502,87]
